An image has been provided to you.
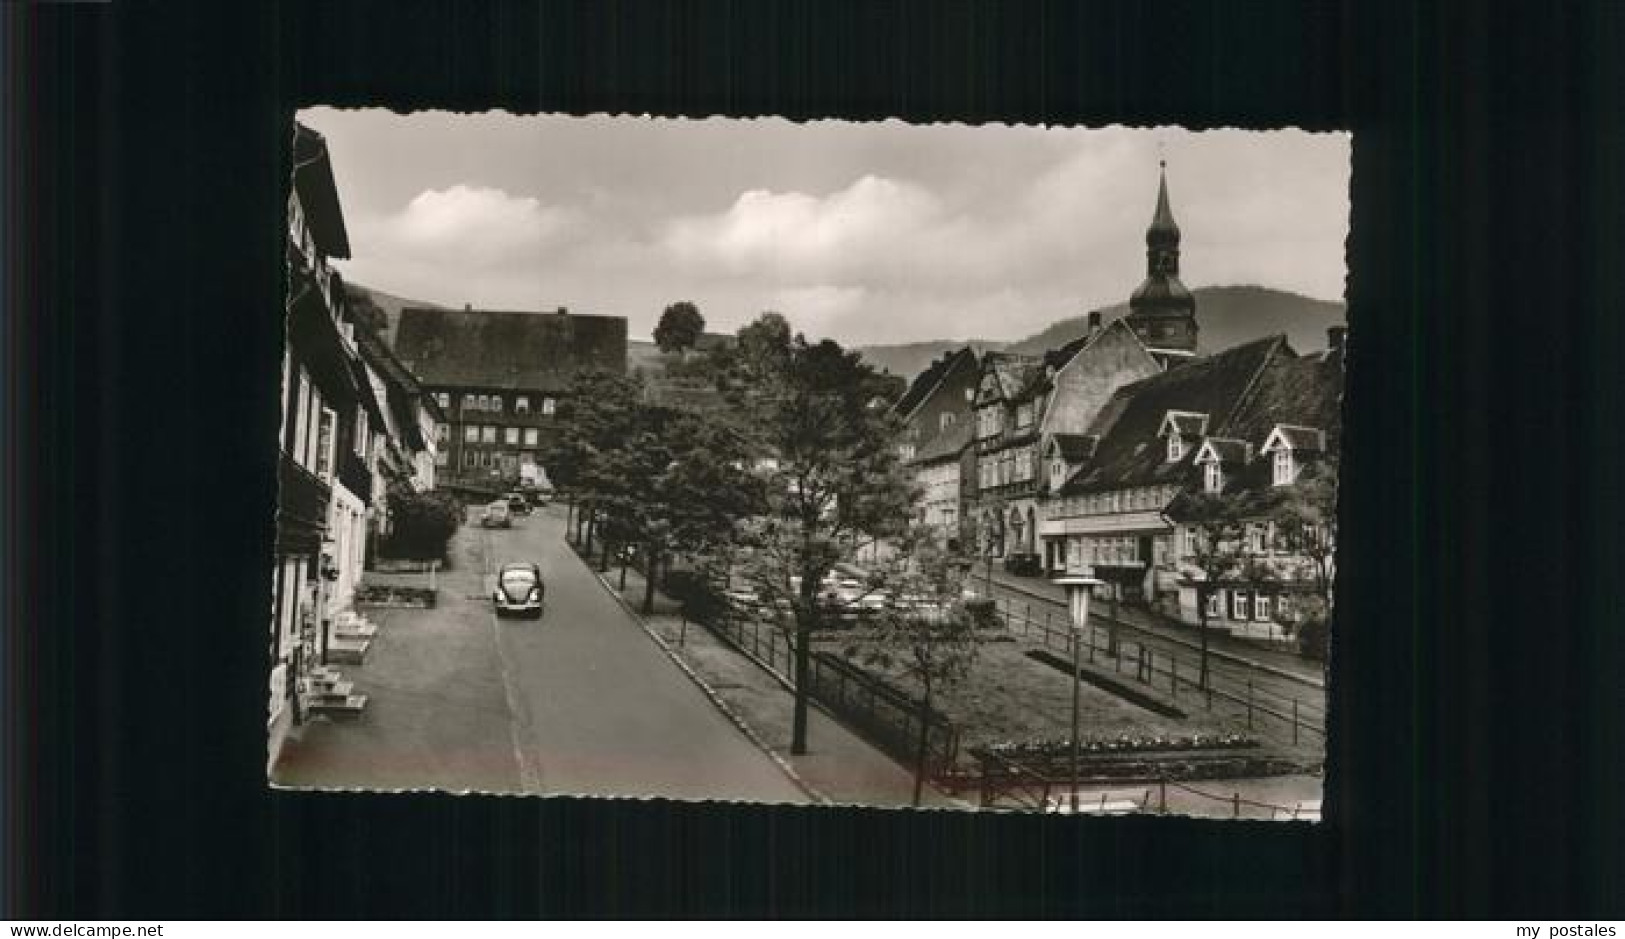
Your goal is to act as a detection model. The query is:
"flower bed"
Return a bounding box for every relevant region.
[976,732,1259,761]
[354,585,437,609]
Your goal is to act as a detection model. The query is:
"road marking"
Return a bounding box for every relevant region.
[480,524,542,793]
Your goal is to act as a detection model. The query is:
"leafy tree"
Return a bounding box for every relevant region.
[1270,460,1338,664]
[654,301,705,357]
[381,488,462,560]
[1167,489,1256,690]
[728,317,918,755]
[843,542,979,804]
[545,370,646,555]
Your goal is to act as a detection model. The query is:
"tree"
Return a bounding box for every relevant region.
[727,318,918,755]
[1270,460,1338,663]
[654,301,705,357]
[1167,490,1253,691]
[545,370,646,555]
[381,488,462,561]
[843,542,979,804]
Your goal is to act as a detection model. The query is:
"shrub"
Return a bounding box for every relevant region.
[662,568,728,624]
[1297,613,1331,661]
[381,489,462,561]
[964,597,998,629]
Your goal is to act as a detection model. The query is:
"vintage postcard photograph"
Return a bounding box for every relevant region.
[270,109,1346,817]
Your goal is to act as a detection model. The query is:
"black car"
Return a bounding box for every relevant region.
[492,562,545,618]
[505,492,533,515]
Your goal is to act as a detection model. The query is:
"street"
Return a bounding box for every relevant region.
[273,504,810,804]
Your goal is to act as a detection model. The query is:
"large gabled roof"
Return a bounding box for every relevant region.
[893,346,977,419]
[1057,335,1288,496]
[291,123,351,260]
[393,307,628,393]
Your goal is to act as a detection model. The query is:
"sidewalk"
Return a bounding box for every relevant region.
[977,567,1323,686]
[582,554,970,810]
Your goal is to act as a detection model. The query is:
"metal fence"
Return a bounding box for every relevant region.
[992,596,1326,746]
[702,609,960,774]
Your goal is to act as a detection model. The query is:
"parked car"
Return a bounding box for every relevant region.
[504,492,532,515]
[481,500,512,528]
[492,562,545,618]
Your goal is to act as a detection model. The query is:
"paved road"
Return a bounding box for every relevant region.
[275,504,809,804]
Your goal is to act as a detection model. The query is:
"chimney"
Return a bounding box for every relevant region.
[1087,310,1103,337]
[1328,325,1347,354]
[557,306,569,315]
[464,303,472,312]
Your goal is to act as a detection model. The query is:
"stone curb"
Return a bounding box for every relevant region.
[570,549,832,806]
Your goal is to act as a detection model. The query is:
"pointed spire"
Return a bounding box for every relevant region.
[1147,160,1181,247]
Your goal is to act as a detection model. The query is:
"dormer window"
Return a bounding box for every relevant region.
[1167,436,1184,462]
[1204,462,1222,494]
[898,443,916,462]
[1273,449,1295,486]
[1050,460,1065,486]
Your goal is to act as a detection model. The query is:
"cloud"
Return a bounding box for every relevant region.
[662,175,950,282]
[359,184,576,270]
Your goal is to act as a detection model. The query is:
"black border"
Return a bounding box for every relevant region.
[10,0,1625,919]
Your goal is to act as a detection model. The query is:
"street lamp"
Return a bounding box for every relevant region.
[1051,573,1103,814]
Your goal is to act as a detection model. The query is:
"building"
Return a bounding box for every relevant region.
[1043,336,1287,610]
[1162,327,1345,637]
[1122,162,1201,369]
[392,306,628,497]
[891,347,981,547]
[271,122,362,757]
[967,351,1048,567]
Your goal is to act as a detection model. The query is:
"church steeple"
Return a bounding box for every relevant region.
[1125,159,1199,368]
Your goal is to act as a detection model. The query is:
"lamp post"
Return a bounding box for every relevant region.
[1051,573,1103,813]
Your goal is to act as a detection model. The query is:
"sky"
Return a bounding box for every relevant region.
[298,108,1349,346]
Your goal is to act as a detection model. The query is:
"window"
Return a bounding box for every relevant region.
[464,425,479,443]
[505,427,520,445]
[1183,527,1198,557]
[1204,462,1222,494]
[899,444,915,461]
[1168,435,1184,462]
[481,425,497,443]
[1016,403,1034,428]
[291,369,311,459]
[1051,460,1065,486]
[1231,590,1251,621]
[435,450,449,467]
[1247,524,1266,554]
[1273,449,1294,485]
[1206,592,1223,618]
[516,396,530,413]
[462,394,477,411]
[940,412,955,430]
[1255,594,1273,622]
[524,428,538,446]
[354,410,368,457]
[437,424,449,443]
[542,398,556,416]
[463,450,477,468]
[314,408,336,479]
[436,393,451,410]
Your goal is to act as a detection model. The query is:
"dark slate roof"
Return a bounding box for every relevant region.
[1220,348,1344,455]
[984,352,1043,401]
[1164,411,1209,437]
[912,419,973,464]
[894,347,975,418]
[1196,438,1252,465]
[292,123,350,259]
[393,308,627,393]
[1058,335,1287,496]
[1270,425,1327,451]
[1049,433,1099,463]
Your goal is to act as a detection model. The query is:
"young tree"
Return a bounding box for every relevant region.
[728,318,918,755]
[1167,490,1252,691]
[653,301,706,357]
[545,370,646,555]
[844,543,979,805]
[1270,460,1338,663]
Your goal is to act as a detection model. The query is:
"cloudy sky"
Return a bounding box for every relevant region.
[299,108,1348,346]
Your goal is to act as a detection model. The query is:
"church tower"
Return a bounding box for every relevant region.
[1123,161,1200,369]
